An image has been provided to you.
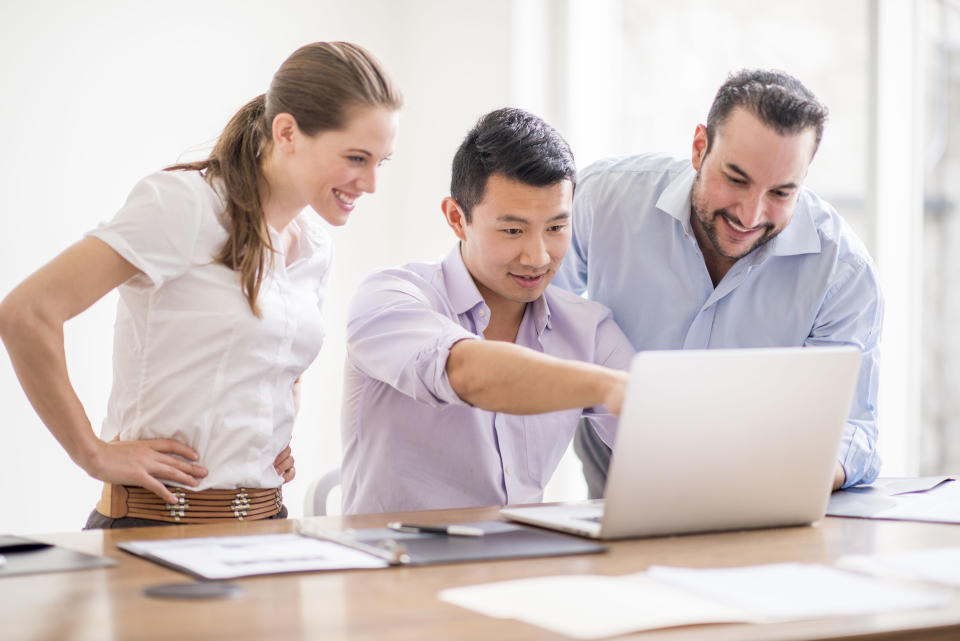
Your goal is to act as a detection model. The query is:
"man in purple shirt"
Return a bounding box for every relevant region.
[341,108,635,514]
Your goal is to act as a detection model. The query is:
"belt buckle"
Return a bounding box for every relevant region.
[165,488,188,522]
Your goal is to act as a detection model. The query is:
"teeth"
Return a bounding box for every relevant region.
[333,189,356,205]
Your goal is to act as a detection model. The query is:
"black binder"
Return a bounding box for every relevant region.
[305,520,606,565]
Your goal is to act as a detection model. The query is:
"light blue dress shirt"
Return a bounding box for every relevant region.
[554,153,883,487]
[340,245,635,514]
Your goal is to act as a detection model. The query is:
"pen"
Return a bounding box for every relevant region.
[387,522,484,537]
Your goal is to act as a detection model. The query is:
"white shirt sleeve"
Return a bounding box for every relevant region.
[87,171,205,289]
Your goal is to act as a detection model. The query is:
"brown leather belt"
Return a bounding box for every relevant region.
[97,483,282,523]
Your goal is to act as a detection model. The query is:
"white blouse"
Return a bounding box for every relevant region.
[88,170,331,489]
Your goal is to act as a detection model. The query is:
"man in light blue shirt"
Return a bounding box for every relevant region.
[341,109,635,514]
[556,69,883,494]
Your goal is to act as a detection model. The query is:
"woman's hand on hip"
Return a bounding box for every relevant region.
[86,438,208,504]
[274,445,295,484]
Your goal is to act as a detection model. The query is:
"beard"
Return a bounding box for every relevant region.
[690,171,778,261]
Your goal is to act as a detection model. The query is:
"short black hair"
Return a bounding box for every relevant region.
[706,69,829,156]
[450,107,576,221]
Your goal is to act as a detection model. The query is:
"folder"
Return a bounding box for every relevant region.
[300,520,606,565]
[0,535,115,577]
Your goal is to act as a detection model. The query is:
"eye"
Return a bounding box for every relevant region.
[347,155,367,165]
[548,223,568,233]
[771,189,792,199]
[725,174,747,185]
[501,228,523,236]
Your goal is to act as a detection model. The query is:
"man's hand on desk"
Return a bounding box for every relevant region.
[274,445,295,484]
[832,461,846,491]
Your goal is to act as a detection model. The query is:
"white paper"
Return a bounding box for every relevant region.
[121,533,387,579]
[439,564,949,639]
[647,563,948,620]
[827,476,960,522]
[439,574,748,639]
[838,547,960,588]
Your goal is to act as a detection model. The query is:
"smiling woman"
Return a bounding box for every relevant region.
[0,41,401,529]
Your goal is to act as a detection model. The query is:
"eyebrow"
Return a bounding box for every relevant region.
[496,213,570,224]
[725,163,798,191]
[345,149,372,157]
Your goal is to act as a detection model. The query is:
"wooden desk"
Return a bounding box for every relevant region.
[4,507,960,641]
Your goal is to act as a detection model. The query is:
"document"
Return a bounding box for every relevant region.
[838,547,960,588]
[440,574,748,639]
[827,476,960,522]
[438,563,949,639]
[646,563,948,620]
[118,534,388,580]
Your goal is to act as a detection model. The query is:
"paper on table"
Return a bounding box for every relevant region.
[119,533,387,580]
[439,573,749,639]
[646,563,949,620]
[827,477,960,522]
[838,547,960,588]
[439,564,949,639]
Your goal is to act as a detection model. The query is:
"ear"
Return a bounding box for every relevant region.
[441,197,468,242]
[272,113,299,153]
[691,124,708,171]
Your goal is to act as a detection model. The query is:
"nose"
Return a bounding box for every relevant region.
[738,190,765,228]
[358,165,378,194]
[520,232,551,268]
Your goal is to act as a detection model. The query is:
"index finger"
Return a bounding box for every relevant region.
[273,445,292,466]
[147,438,200,462]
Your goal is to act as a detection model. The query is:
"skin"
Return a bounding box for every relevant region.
[687,106,845,491]
[0,106,398,503]
[441,174,628,415]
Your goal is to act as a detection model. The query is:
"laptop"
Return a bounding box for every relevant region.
[500,346,861,539]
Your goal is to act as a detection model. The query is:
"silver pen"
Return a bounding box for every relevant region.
[387,522,485,537]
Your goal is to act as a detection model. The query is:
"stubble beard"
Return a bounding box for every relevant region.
[690,172,778,261]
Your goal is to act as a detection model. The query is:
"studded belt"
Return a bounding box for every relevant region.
[96,483,283,523]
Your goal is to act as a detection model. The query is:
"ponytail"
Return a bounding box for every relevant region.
[167,94,273,316]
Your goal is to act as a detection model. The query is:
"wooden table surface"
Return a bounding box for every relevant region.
[4,507,960,641]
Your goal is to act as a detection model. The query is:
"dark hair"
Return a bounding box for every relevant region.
[167,42,402,316]
[450,107,576,221]
[705,69,828,156]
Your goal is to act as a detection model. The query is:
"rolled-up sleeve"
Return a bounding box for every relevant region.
[805,255,884,487]
[346,270,478,408]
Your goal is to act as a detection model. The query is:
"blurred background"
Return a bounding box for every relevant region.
[0,0,955,532]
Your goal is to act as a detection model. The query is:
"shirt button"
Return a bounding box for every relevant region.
[478,309,487,317]
[505,465,512,476]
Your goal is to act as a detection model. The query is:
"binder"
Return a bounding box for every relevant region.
[299,520,606,565]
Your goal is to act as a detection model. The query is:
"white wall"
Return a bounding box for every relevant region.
[0,0,917,533]
[0,0,528,532]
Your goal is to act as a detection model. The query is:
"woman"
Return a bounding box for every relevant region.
[0,42,401,528]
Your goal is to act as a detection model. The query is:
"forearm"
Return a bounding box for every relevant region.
[446,339,627,415]
[0,304,100,471]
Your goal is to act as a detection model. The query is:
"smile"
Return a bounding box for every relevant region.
[722,216,759,233]
[510,272,547,289]
[333,188,357,205]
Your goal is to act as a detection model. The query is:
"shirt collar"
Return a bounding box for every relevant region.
[441,244,487,316]
[655,165,821,259]
[532,289,553,336]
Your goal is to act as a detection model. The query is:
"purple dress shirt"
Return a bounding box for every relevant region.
[341,245,635,514]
